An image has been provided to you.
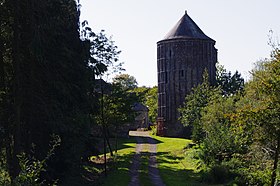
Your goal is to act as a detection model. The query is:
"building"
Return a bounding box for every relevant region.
[157,11,217,137]
[132,102,149,129]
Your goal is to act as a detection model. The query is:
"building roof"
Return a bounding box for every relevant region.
[163,11,214,41]
[132,102,149,112]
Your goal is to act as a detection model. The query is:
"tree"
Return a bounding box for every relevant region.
[200,94,248,164]
[80,24,123,78]
[132,86,158,124]
[103,84,136,131]
[0,0,93,184]
[144,87,158,124]
[112,74,138,91]
[179,73,218,142]
[206,49,280,185]
[216,63,244,96]
[247,50,280,186]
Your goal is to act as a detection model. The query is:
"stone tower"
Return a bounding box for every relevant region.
[157,11,217,137]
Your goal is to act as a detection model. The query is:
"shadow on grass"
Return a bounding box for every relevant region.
[158,168,206,186]
[92,136,136,155]
[130,135,163,144]
[111,135,163,153]
[101,152,135,186]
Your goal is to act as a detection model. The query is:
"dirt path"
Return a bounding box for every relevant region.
[147,137,166,186]
[128,131,165,186]
[128,135,143,186]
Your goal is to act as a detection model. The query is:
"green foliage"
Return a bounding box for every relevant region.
[216,63,245,96]
[145,87,158,124]
[80,23,123,77]
[0,0,98,184]
[202,164,231,184]
[0,135,60,186]
[179,73,218,142]
[200,95,249,164]
[246,49,280,186]
[180,48,280,185]
[112,74,138,91]
[150,125,157,135]
[101,137,136,186]
[153,135,212,186]
[14,135,60,186]
[100,82,136,130]
[0,154,10,186]
[132,86,158,124]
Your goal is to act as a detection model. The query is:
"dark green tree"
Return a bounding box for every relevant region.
[216,63,244,96]
[80,23,123,78]
[0,0,93,184]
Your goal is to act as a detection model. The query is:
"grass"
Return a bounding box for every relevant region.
[101,135,155,186]
[97,133,230,186]
[101,137,136,186]
[153,135,206,186]
[153,135,234,186]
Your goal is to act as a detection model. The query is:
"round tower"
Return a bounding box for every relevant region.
[157,11,217,137]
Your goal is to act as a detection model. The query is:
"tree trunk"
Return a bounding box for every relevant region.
[271,135,280,186]
[105,127,114,156]
[115,125,118,154]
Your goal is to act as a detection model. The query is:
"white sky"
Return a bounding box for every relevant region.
[80,0,280,87]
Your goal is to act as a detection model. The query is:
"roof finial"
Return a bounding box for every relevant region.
[185,10,187,15]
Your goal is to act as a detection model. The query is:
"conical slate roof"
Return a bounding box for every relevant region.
[163,11,214,41]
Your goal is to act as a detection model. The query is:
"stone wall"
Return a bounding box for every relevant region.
[157,38,217,137]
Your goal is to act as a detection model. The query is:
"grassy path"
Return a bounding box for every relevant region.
[147,136,165,186]
[101,131,223,186]
[128,131,165,186]
[128,135,143,186]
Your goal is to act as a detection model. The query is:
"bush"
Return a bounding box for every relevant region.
[150,125,157,135]
[15,135,60,186]
[0,168,10,186]
[0,149,11,185]
[202,164,231,184]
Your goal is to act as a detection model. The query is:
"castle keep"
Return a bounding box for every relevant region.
[157,11,217,137]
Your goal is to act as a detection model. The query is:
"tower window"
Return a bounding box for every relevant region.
[180,70,184,77]
[166,49,173,59]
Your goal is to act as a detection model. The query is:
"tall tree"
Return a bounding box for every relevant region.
[112,74,138,91]
[1,0,92,183]
[80,24,123,79]
[248,50,280,186]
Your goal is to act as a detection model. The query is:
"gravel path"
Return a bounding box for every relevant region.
[128,131,165,186]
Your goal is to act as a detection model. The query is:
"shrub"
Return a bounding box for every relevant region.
[202,164,231,184]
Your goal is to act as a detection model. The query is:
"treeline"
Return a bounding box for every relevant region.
[0,0,139,185]
[180,49,280,185]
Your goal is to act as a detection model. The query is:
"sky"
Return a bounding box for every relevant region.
[80,0,280,87]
